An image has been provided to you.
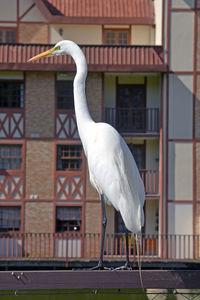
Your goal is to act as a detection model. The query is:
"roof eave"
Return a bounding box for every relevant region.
[49,16,155,25]
[0,63,167,73]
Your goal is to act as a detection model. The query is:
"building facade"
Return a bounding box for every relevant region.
[0,0,199,262]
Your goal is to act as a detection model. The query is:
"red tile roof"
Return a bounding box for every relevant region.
[37,0,154,24]
[0,44,166,72]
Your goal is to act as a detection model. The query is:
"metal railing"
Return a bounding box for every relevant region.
[105,107,160,134]
[0,233,199,261]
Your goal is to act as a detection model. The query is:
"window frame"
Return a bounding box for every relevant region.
[56,144,83,172]
[56,206,82,233]
[0,28,17,44]
[0,143,23,171]
[56,79,74,110]
[0,206,21,232]
[0,80,24,109]
[103,28,130,45]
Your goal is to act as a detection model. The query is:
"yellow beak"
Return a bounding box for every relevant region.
[27,47,56,62]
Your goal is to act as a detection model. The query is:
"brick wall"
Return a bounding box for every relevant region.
[24,202,54,257]
[85,202,101,234]
[26,72,55,138]
[19,24,48,44]
[25,202,54,233]
[25,141,54,199]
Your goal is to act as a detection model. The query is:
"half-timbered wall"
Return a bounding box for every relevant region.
[163,0,198,241]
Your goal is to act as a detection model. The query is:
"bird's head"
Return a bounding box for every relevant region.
[27,40,75,62]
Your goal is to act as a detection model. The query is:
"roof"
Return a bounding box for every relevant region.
[34,0,154,24]
[0,44,167,72]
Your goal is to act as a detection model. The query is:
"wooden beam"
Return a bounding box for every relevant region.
[0,270,200,290]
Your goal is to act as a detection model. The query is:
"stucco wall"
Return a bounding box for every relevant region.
[168,74,193,140]
[146,76,161,109]
[131,25,155,45]
[168,203,193,235]
[171,0,195,9]
[50,25,102,45]
[154,0,162,45]
[0,0,17,21]
[170,11,194,71]
[168,142,193,201]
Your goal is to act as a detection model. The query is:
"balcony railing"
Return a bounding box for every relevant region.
[105,107,160,134]
[0,233,199,262]
[140,169,159,195]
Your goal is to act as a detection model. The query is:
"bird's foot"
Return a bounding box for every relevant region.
[115,261,133,270]
[91,262,113,270]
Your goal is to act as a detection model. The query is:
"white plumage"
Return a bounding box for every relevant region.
[28,40,145,269]
[86,122,145,233]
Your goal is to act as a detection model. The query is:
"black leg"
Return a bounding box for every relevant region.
[115,229,133,270]
[124,230,133,269]
[91,194,108,270]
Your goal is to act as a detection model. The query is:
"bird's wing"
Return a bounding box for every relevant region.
[86,123,145,234]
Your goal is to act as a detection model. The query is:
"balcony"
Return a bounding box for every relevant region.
[0,44,167,72]
[0,233,199,262]
[140,169,159,195]
[105,107,160,135]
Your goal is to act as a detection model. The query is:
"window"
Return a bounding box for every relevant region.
[56,207,81,232]
[127,144,145,169]
[0,29,16,43]
[57,80,74,109]
[0,207,21,232]
[0,82,24,108]
[0,145,22,170]
[104,30,129,45]
[117,85,146,132]
[57,145,82,171]
[115,211,127,233]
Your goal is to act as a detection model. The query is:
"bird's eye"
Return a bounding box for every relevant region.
[54,45,61,51]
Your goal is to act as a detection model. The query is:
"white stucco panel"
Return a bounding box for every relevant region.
[147,76,161,109]
[169,74,193,139]
[19,0,34,17]
[50,25,102,45]
[131,25,155,45]
[170,12,194,71]
[21,5,46,22]
[0,0,17,21]
[168,142,193,200]
[171,0,194,9]
[154,0,162,45]
[168,203,193,235]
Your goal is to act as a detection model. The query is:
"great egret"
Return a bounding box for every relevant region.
[28,40,145,270]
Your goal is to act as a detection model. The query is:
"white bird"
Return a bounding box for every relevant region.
[28,40,145,271]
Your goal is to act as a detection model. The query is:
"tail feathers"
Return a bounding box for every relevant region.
[136,233,144,290]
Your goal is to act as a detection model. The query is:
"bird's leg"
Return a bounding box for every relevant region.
[115,230,133,270]
[124,230,133,269]
[91,194,108,270]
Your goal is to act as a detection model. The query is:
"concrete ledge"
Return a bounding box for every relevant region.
[0,270,200,290]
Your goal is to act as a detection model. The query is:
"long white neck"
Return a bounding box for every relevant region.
[67,42,94,151]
